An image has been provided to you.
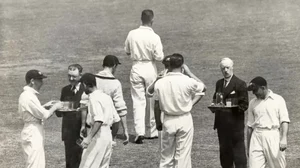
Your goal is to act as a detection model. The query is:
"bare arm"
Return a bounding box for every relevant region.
[81,121,103,148]
[119,112,129,144]
[154,100,162,131]
[247,126,253,155]
[182,64,207,92]
[80,107,88,138]
[280,122,289,151]
[146,76,163,97]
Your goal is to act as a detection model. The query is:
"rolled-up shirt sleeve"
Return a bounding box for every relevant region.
[26,98,53,119]
[189,79,205,96]
[124,32,131,55]
[278,97,290,124]
[80,92,89,106]
[89,98,104,123]
[153,36,164,61]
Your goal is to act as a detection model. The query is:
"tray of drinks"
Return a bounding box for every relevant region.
[208,104,238,113]
[57,101,78,112]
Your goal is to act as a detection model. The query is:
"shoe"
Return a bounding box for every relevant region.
[144,136,158,139]
[134,135,144,144]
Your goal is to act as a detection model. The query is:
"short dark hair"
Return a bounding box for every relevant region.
[68,64,83,73]
[80,73,96,87]
[162,55,172,68]
[247,76,268,91]
[169,53,184,69]
[103,55,121,67]
[141,9,154,24]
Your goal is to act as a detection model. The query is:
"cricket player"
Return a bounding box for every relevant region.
[150,54,206,168]
[94,55,129,145]
[125,9,164,143]
[18,69,62,168]
[79,73,120,168]
[247,76,290,168]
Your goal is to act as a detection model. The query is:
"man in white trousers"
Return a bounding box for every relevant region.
[150,54,205,168]
[79,73,120,168]
[125,9,164,143]
[18,69,62,168]
[146,54,206,151]
[247,76,290,168]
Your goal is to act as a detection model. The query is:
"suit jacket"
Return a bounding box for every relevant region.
[213,75,248,130]
[56,84,84,141]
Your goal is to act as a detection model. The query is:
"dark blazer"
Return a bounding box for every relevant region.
[56,84,84,141]
[213,75,248,130]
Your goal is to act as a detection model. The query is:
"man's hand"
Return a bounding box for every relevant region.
[279,137,287,151]
[156,123,163,131]
[52,102,63,110]
[80,126,87,138]
[81,136,91,149]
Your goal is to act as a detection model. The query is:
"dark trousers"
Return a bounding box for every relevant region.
[64,139,82,168]
[217,126,247,168]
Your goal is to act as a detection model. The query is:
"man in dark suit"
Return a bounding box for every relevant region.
[56,64,84,168]
[212,58,248,168]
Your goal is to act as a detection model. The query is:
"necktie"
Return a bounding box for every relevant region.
[71,86,76,95]
[224,80,228,88]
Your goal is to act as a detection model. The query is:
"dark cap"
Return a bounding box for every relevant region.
[103,55,121,67]
[26,69,47,83]
[247,76,267,91]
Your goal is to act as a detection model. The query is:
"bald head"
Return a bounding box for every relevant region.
[219,57,234,79]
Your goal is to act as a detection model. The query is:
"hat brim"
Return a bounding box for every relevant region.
[35,75,47,79]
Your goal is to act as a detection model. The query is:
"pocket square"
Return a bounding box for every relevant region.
[230,91,236,94]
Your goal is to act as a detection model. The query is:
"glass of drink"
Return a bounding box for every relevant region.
[226,98,232,107]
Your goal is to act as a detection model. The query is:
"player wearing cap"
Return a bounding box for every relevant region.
[56,64,85,168]
[94,55,129,145]
[18,69,63,168]
[125,9,164,143]
[247,76,290,168]
[150,54,205,168]
[79,73,120,168]
[212,57,248,168]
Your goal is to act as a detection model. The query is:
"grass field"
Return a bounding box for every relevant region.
[0,0,300,167]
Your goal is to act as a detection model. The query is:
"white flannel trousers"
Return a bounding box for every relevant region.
[130,61,158,137]
[249,128,286,168]
[160,113,193,168]
[79,126,112,168]
[21,123,45,168]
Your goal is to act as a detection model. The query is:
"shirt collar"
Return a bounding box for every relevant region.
[224,75,233,83]
[139,26,153,31]
[71,82,81,91]
[166,72,184,76]
[23,86,39,95]
[265,89,275,100]
[97,70,115,78]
